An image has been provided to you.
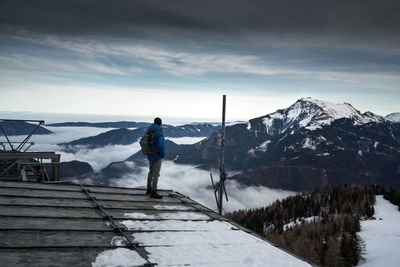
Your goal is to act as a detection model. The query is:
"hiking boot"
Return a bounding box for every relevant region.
[150,191,163,199]
[146,188,152,195]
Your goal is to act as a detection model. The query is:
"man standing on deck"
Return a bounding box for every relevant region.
[146,117,165,199]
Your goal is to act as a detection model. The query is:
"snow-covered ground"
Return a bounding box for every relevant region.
[92,211,312,267]
[359,195,400,267]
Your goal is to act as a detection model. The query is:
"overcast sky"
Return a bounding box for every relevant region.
[1,0,399,122]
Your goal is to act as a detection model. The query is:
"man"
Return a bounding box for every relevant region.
[146,117,165,199]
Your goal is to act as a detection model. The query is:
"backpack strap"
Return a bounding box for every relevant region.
[148,128,162,134]
[151,129,162,155]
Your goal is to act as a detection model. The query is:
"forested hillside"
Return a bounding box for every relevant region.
[226,185,400,266]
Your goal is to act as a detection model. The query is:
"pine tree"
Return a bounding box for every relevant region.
[349,231,366,265]
[340,233,352,267]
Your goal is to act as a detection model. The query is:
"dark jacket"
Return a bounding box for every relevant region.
[147,123,165,162]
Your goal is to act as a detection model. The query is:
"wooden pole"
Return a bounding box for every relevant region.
[218,95,227,214]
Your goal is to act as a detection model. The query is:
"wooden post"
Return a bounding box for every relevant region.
[218,95,227,215]
[210,95,229,215]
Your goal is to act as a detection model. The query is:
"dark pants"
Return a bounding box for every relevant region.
[147,159,162,192]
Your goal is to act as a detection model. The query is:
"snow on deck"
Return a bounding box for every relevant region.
[92,195,312,267]
[359,195,400,267]
[0,180,311,267]
[113,212,312,267]
[0,180,310,267]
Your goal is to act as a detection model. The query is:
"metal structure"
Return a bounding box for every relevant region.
[210,95,229,215]
[0,119,60,182]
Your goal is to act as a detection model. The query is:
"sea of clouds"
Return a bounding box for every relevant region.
[111,160,295,213]
[1,125,296,213]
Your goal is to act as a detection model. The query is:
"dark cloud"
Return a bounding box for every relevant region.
[1,0,400,43]
[1,0,400,89]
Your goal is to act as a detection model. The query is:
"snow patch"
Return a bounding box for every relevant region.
[247,122,252,130]
[302,138,317,150]
[152,205,191,211]
[284,216,320,231]
[262,117,275,135]
[359,196,400,267]
[374,141,379,149]
[123,212,209,220]
[91,248,147,267]
[258,140,271,151]
[119,219,311,267]
[249,140,271,154]
[248,148,256,156]
[111,236,127,246]
[121,220,233,231]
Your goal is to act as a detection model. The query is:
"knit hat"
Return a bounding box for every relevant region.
[154,117,162,126]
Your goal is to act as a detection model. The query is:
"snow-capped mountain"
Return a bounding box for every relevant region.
[163,98,400,191]
[247,97,384,135]
[386,112,400,123]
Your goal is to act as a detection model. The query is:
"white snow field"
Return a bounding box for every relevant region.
[359,195,400,267]
[92,211,312,267]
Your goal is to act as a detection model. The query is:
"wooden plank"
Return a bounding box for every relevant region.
[0,230,117,248]
[0,180,152,195]
[0,248,105,267]
[0,206,100,219]
[0,187,86,199]
[0,187,179,202]
[0,206,200,219]
[0,217,112,231]
[0,196,94,208]
[0,196,188,210]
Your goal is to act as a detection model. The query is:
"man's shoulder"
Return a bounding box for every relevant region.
[150,125,163,136]
[148,124,162,131]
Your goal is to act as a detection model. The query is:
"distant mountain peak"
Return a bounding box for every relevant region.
[248,97,383,135]
[295,97,382,129]
[386,112,400,123]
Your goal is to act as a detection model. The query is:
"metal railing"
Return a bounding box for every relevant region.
[0,119,60,182]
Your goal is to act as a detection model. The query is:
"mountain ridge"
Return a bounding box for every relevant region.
[164,98,400,191]
[246,97,384,136]
[60,123,219,149]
